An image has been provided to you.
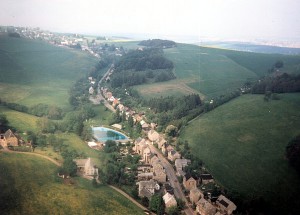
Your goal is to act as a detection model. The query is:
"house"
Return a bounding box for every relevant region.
[183,174,197,191]
[0,129,19,147]
[74,157,99,179]
[168,150,181,162]
[150,154,160,166]
[134,138,148,155]
[189,187,203,204]
[200,173,214,185]
[175,159,191,176]
[112,99,119,106]
[148,129,159,143]
[196,198,216,215]
[163,192,177,209]
[89,86,94,94]
[153,162,167,183]
[143,147,152,164]
[137,172,153,181]
[105,91,113,99]
[157,136,167,149]
[137,179,160,199]
[162,144,175,156]
[216,195,237,215]
[141,122,149,130]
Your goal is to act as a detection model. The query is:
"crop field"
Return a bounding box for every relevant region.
[0,35,98,108]
[132,43,300,99]
[0,153,144,215]
[180,93,300,210]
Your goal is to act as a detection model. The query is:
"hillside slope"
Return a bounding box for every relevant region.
[0,153,144,215]
[180,93,300,213]
[133,43,300,99]
[0,35,98,108]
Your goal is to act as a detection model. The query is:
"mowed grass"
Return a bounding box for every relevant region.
[0,153,144,215]
[180,93,300,208]
[0,35,98,108]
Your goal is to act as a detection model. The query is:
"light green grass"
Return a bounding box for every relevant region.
[133,43,300,99]
[180,93,300,207]
[0,153,144,215]
[0,35,98,108]
[0,105,39,132]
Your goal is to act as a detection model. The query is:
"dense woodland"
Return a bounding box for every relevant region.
[138,39,176,48]
[251,73,300,94]
[111,48,175,88]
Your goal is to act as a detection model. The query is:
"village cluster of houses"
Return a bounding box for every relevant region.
[132,128,236,215]
[0,129,32,148]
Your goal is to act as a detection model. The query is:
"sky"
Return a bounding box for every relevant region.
[1,0,300,42]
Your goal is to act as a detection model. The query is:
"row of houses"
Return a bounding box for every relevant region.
[133,136,178,210]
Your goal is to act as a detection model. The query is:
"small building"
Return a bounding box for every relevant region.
[175,158,191,176]
[0,129,19,147]
[74,157,99,179]
[200,173,214,184]
[112,124,122,130]
[183,174,197,191]
[189,187,203,204]
[89,86,94,95]
[216,195,237,215]
[163,192,177,209]
[143,147,152,164]
[168,150,181,162]
[196,198,216,215]
[157,136,167,149]
[148,129,159,143]
[153,162,167,183]
[137,172,154,181]
[137,179,160,199]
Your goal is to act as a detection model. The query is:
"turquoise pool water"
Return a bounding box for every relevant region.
[92,127,128,142]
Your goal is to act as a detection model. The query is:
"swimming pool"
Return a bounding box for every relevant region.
[92,126,128,142]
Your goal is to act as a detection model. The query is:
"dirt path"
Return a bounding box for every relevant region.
[1,149,61,166]
[109,185,151,213]
[1,149,149,213]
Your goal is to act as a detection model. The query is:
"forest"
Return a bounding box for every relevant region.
[110,48,175,88]
[251,73,300,94]
[138,39,176,48]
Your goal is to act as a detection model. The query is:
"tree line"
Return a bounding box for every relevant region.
[138,39,176,49]
[110,48,175,88]
[0,101,64,120]
[251,73,300,94]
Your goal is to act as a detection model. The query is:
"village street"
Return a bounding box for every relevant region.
[148,144,195,215]
[89,64,116,112]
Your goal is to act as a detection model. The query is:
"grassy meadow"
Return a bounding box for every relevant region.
[0,35,98,108]
[0,153,144,215]
[132,43,300,99]
[180,93,300,211]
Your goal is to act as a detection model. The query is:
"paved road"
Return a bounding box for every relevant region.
[91,64,116,112]
[148,144,195,215]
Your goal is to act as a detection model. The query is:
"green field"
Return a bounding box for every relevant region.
[0,35,98,108]
[0,153,144,215]
[180,93,300,210]
[133,43,300,99]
